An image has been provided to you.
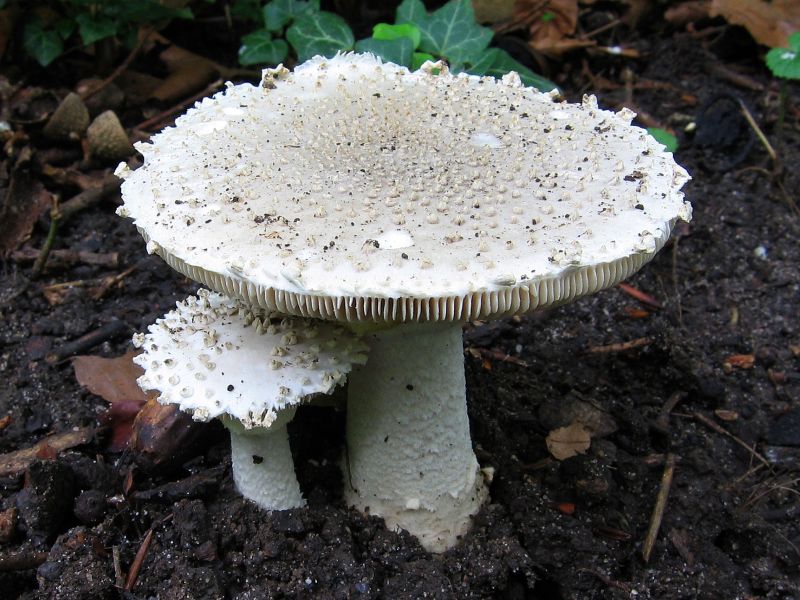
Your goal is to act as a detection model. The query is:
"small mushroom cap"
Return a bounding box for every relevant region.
[87,110,133,163]
[118,53,691,323]
[133,289,368,429]
[43,92,90,141]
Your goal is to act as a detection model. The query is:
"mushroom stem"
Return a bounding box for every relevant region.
[345,322,488,552]
[225,408,305,510]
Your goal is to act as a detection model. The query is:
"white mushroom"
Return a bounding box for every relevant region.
[118,53,691,551]
[133,289,367,510]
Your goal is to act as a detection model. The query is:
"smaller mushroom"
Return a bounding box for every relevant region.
[43,92,89,141]
[133,289,368,510]
[87,110,133,163]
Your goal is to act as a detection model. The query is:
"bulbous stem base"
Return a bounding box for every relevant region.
[345,322,488,552]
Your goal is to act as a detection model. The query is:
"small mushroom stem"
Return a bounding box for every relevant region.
[225,408,305,510]
[345,322,488,552]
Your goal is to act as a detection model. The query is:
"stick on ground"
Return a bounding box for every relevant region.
[642,452,676,563]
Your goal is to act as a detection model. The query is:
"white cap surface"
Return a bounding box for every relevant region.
[133,289,367,428]
[118,53,691,323]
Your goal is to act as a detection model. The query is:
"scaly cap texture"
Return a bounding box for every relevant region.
[133,289,368,428]
[118,53,691,323]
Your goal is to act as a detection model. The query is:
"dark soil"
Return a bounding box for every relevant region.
[2,11,800,600]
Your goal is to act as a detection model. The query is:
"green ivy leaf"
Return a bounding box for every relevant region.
[286,11,354,61]
[109,2,193,23]
[231,0,263,22]
[239,29,289,65]
[396,0,428,27]
[647,127,678,153]
[465,48,557,92]
[23,23,63,66]
[765,32,800,80]
[54,18,76,40]
[373,22,420,49]
[76,14,118,46]
[415,0,493,65]
[355,36,414,67]
[263,0,320,32]
[412,51,435,70]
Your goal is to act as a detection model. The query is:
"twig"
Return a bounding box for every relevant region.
[737,98,777,162]
[618,282,662,310]
[587,337,652,354]
[12,248,119,269]
[112,545,125,589]
[579,18,622,40]
[0,551,49,571]
[59,176,121,222]
[0,427,93,476]
[706,62,765,92]
[45,320,129,363]
[31,196,61,279]
[694,412,770,469]
[576,568,632,593]
[654,391,687,433]
[671,232,683,326]
[30,177,120,277]
[90,264,138,301]
[642,452,676,563]
[135,79,224,132]
[124,528,153,591]
[80,27,153,102]
[465,347,529,367]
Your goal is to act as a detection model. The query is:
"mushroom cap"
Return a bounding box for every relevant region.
[118,53,691,324]
[133,289,368,429]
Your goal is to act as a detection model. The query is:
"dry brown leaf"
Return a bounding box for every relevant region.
[546,420,592,460]
[714,409,739,421]
[473,0,517,24]
[710,0,800,48]
[0,171,52,258]
[494,0,547,34]
[722,353,755,372]
[665,1,712,27]
[72,351,154,405]
[529,0,582,55]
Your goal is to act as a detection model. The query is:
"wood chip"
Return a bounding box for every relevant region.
[0,427,93,476]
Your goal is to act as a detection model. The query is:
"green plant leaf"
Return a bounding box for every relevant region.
[263,0,320,32]
[765,32,800,80]
[396,0,428,26]
[54,18,76,40]
[465,48,557,92]
[415,0,493,65]
[412,51,435,70]
[373,22,420,49]
[76,14,117,46]
[231,0,263,22]
[647,127,678,153]
[109,2,193,23]
[23,23,63,66]
[239,29,289,65]
[286,11,354,61]
[355,37,414,67]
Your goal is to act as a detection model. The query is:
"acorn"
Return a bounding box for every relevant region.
[87,110,133,163]
[43,92,89,141]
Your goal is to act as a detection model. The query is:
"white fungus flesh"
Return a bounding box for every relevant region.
[117,53,691,323]
[118,53,692,552]
[133,289,367,510]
